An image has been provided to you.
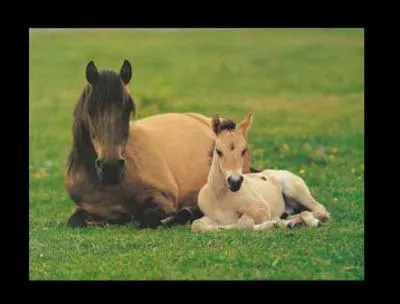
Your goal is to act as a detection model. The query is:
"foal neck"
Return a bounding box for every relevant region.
[207,152,227,194]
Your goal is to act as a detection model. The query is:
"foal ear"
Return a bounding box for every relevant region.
[120,60,133,85]
[237,112,254,137]
[211,114,221,135]
[86,60,98,85]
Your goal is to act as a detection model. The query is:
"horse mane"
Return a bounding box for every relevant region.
[86,70,133,115]
[66,85,99,184]
[215,119,236,134]
[207,118,260,172]
[219,119,236,130]
[208,119,237,161]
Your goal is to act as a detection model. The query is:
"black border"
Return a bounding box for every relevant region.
[22,23,372,294]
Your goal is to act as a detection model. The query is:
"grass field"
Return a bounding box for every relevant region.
[29,28,364,280]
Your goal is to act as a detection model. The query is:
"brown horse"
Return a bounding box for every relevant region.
[65,60,254,228]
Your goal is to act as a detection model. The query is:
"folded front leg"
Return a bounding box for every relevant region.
[217,214,256,230]
[191,216,221,232]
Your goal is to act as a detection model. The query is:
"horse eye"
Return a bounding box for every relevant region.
[216,149,223,157]
[241,148,247,157]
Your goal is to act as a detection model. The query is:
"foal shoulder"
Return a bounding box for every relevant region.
[197,184,218,214]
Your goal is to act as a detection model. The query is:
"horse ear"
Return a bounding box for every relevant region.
[120,60,133,85]
[237,112,253,137]
[211,114,221,135]
[86,60,98,85]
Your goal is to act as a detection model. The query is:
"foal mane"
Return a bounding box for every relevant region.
[207,119,236,160]
[207,117,261,173]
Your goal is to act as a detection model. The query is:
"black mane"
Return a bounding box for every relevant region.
[217,119,236,133]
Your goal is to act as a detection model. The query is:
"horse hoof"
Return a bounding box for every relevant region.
[67,211,88,228]
[139,207,166,229]
[160,215,176,226]
[288,222,296,229]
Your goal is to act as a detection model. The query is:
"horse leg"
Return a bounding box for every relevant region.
[282,210,322,228]
[138,193,177,229]
[279,171,330,226]
[161,207,203,226]
[253,217,284,230]
[191,216,221,232]
[67,207,88,228]
[105,214,134,225]
[67,207,113,228]
[217,214,256,230]
[161,192,204,227]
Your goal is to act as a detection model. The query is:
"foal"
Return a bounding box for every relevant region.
[191,113,330,232]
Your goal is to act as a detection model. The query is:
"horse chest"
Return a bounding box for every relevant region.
[220,190,254,210]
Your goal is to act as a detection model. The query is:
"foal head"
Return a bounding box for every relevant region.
[211,113,253,192]
[73,60,135,185]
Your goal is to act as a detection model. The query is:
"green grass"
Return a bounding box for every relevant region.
[29,28,364,280]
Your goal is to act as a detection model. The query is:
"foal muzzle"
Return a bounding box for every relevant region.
[227,175,244,192]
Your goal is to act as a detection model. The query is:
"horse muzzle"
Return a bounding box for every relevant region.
[227,175,244,192]
[95,158,126,185]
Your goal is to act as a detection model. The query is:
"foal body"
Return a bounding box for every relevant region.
[191,113,330,232]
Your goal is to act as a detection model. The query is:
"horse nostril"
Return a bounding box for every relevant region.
[95,159,104,169]
[227,176,243,187]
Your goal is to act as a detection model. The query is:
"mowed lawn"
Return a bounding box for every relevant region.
[29,28,364,280]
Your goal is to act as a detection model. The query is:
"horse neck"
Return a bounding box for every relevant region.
[207,152,227,194]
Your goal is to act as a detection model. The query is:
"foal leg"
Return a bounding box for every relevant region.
[217,214,256,230]
[278,171,330,225]
[191,216,221,232]
[253,217,284,230]
[284,211,322,228]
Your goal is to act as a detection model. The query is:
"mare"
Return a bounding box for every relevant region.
[65,60,254,228]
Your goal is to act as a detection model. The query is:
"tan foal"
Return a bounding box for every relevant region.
[191,113,330,233]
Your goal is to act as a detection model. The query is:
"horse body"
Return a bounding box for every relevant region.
[65,60,253,228]
[66,112,217,227]
[191,113,330,232]
[129,112,215,205]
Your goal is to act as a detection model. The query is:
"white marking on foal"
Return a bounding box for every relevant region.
[224,169,243,181]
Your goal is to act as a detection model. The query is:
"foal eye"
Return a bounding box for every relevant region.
[216,149,223,157]
[241,148,247,157]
